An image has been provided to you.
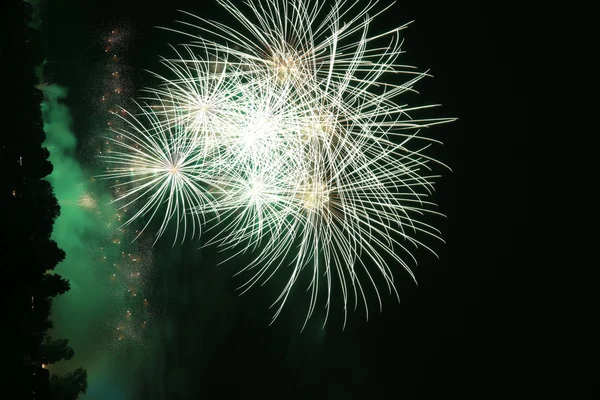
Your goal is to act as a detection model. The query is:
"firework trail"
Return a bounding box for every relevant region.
[92,26,155,346]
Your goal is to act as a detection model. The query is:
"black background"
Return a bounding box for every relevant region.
[37,1,567,399]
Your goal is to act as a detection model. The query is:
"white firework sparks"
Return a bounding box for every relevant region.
[97,103,218,245]
[99,0,454,328]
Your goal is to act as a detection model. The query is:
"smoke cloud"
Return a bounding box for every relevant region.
[42,84,138,400]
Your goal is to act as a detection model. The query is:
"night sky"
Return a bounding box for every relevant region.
[32,1,565,399]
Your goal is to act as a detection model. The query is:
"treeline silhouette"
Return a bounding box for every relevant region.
[2,1,87,399]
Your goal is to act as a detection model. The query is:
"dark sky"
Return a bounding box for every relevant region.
[39,1,564,399]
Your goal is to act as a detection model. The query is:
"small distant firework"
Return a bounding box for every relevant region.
[99,0,454,328]
[57,182,99,211]
[77,192,98,209]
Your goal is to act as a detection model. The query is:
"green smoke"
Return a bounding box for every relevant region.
[41,83,139,399]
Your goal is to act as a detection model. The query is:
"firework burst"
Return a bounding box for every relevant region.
[99,0,454,328]
[97,103,218,245]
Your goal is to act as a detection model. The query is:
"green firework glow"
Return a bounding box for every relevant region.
[41,83,153,398]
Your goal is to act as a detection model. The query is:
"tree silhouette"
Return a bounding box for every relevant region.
[34,158,54,179]
[34,239,65,273]
[2,2,87,399]
[26,314,53,342]
[24,179,61,220]
[49,368,88,400]
[25,27,43,66]
[39,336,75,364]
[36,274,70,298]
[17,240,65,284]
[24,147,53,178]
[30,213,56,242]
